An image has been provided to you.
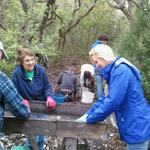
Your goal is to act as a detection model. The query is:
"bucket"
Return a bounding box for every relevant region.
[81,91,94,104]
[53,93,65,104]
[11,146,30,150]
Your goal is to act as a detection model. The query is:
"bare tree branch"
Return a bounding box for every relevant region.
[0,24,7,31]
[57,1,97,51]
[45,15,56,28]
[53,11,64,24]
[0,0,7,30]
[107,0,146,22]
[65,3,96,34]
[107,0,133,22]
[72,0,81,15]
[107,0,122,9]
[39,0,56,42]
[129,0,141,8]
[20,0,28,13]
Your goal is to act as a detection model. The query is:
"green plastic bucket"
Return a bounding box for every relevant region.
[11,146,30,150]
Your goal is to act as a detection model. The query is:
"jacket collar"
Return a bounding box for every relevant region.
[100,56,141,83]
[20,64,38,80]
[100,56,120,83]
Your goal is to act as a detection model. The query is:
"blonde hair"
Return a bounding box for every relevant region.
[17,48,36,65]
[89,44,115,63]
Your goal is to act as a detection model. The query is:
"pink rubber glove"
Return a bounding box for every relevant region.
[46,96,56,109]
[22,99,30,108]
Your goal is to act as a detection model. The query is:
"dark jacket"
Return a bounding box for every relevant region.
[12,64,53,101]
[57,71,77,91]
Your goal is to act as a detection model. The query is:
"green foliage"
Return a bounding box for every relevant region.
[0,0,127,68]
[115,6,150,99]
[63,1,126,64]
[0,61,15,77]
[0,50,17,77]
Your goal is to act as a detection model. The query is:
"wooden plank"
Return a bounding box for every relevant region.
[3,112,108,139]
[4,112,56,136]
[30,101,91,116]
[56,120,107,139]
[5,101,91,116]
[61,137,78,150]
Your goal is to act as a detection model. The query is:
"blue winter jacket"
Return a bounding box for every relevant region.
[91,40,101,49]
[86,57,150,144]
[12,64,53,101]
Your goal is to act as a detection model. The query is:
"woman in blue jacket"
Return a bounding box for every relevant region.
[12,48,56,150]
[76,44,150,150]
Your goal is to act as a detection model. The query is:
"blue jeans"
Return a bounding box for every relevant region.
[127,140,149,150]
[24,135,45,150]
[95,74,103,98]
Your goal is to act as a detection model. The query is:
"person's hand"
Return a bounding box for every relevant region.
[75,114,88,123]
[22,99,30,108]
[46,96,56,109]
[22,99,31,113]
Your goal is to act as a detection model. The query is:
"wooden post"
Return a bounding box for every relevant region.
[59,138,91,150]
[59,137,78,150]
[28,135,38,150]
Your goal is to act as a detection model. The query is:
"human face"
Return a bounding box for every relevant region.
[91,55,109,68]
[23,55,36,71]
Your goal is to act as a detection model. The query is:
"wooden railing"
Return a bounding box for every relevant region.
[4,101,112,150]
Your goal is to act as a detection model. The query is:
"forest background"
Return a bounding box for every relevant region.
[0,0,150,99]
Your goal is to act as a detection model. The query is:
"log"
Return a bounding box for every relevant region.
[3,111,108,139]
[30,101,91,116]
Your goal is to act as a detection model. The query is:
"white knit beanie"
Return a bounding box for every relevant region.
[0,41,9,59]
[0,41,4,51]
[89,44,115,61]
